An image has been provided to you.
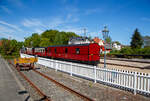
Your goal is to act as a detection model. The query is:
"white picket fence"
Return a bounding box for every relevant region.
[21,53,150,95]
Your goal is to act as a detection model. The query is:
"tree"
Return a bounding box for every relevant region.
[41,30,58,45]
[53,32,63,45]
[0,39,20,58]
[53,31,80,45]
[130,28,143,49]
[24,33,41,47]
[39,38,51,47]
[31,33,41,47]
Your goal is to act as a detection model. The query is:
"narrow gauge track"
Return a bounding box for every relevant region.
[100,62,143,69]
[8,60,94,101]
[8,61,51,101]
[33,70,94,101]
[101,57,150,64]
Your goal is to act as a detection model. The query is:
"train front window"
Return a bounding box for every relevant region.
[76,48,80,54]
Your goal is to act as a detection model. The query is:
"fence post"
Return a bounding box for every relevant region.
[94,66,97,83]
[70,62,72,76]
[55,60,58,71]
[134,72,137,95]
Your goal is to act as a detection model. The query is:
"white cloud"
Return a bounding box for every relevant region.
[58,26,82,34]
[0,20,23,32]
[66,13,79,23]
[21,15,79,35]
[67,14,72,20]
[49,17,65,28]
[0,25,15,33]
[34,28,44,34]
[22,18,46,28]
[85,8,103,15]
[0,25,23,41]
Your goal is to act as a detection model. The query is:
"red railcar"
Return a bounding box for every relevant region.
[46,43,100,64]
[26,48,34,55]
[22,43,101,65]
[34,47,46,57]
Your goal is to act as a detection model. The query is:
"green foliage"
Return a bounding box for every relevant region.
[39,38,51,47]
[53,32,63,45]
[120,47,133,54]
[24,30,79,47]
[24,33,41,47]
[109,46,150,57]
[110,50,120,54]
[130,28,143,49]
[0,29,79,58]
[105,36,112,43]
[41,30,58,45]
[31,33,41,47]
[0,39,22,59]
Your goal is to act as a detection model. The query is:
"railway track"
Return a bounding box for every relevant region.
[33,69,93,101]
[101,57,150,64]
[8,60,94,101]
[8,60,51,101]
[100,62,142,69]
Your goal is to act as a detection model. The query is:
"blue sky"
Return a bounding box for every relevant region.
[0,0,150,45]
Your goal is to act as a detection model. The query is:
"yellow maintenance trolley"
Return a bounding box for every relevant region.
[14,57,38,70]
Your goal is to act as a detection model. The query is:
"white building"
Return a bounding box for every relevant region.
[112,43,121,50]
[68,37,91,45]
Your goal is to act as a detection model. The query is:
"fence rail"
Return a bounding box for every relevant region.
[21,53,150,95]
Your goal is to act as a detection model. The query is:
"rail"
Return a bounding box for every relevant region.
[21,53,150,95]
[8,60,51,101]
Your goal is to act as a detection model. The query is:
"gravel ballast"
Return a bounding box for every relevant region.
[35,63,150,101]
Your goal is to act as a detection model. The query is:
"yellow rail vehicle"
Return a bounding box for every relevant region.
[14,57,38,70]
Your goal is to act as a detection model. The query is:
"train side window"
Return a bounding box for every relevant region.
[76,48,80,54]
[65,48,68,53]
[49,49,51,53]
[55,48,57,53]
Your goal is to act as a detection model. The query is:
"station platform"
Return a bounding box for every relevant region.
[0,57,32,101]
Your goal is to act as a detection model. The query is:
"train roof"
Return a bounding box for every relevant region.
[47,43,98,48]
[27,43,99,49]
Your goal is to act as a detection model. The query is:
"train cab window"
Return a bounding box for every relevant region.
[76,48,80,54]
[65,48,68,53]
[55,48,57,53]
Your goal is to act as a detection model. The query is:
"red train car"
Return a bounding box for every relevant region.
[46,43,100,64]
[26,48,34,55]
[34,47,46,57]
[22,43,101,65]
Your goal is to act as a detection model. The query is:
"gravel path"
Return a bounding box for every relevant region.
[35,64,150,101]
